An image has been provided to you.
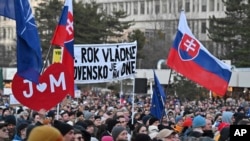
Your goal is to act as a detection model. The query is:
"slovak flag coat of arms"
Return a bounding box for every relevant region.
[51,0,74,97]
[166,11,232,96]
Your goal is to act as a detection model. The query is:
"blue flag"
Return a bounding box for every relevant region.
[150,70,166,119]
[0,0,42,83]
[0,0,15,19]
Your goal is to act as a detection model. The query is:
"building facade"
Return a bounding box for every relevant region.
[0,0,41,67]
[93,0,227,57]
[0,0,227,67]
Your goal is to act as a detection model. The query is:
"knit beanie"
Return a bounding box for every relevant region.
[27,125,63,141]
[4,115,16,125]
[192,115,206,128]
[54,120,73,136]
[101,136,113,141]
[111,126,126,140]
[183,117,192,127]
[84,111,94,120]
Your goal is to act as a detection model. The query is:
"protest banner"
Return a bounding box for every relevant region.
[74,41,137,83]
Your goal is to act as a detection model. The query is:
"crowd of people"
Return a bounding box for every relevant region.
[0,91,249,141]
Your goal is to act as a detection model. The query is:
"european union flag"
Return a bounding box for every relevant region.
[150,70,166,119]
[0,0,42,83]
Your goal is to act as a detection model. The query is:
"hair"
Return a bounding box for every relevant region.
[32,111,39,119]
[214,113,222,122]
[131,124,147,141]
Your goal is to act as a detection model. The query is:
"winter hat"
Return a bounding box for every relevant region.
[53,120,73,136]
[192,115,206,128]
[222,111,233,124]
[74,125,91,141]
[101,136,113,141]
[111,126,126,140]
[4,115,16,125]
[183,117,192,127]
[156,129,174,140]
[175,115,183,123]
[84,111,94,120]
[134,133,152,141]
[27,125,63,141]
[149,117,159,125]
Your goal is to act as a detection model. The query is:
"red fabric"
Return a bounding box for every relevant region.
[218,122,230,131]
[183,117,192,127]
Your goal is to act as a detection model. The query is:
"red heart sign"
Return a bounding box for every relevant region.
[12,63,71,111]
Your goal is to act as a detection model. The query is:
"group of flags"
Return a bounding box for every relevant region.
[0,0,74,97]
[0,0,232,119]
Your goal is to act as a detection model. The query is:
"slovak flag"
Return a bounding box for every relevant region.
[51,0,74,97]
[166,11,232,96]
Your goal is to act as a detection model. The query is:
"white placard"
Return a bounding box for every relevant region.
[3,88,12,95]
[9,94,20,105]
[74,90,81,98]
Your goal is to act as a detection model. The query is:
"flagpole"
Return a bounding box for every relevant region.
[120,80,123,105]
[131,78,135,125]
[41,45,53,73]
[160,69,173,122]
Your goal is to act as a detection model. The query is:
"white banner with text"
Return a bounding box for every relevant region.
[74,41,137,84]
